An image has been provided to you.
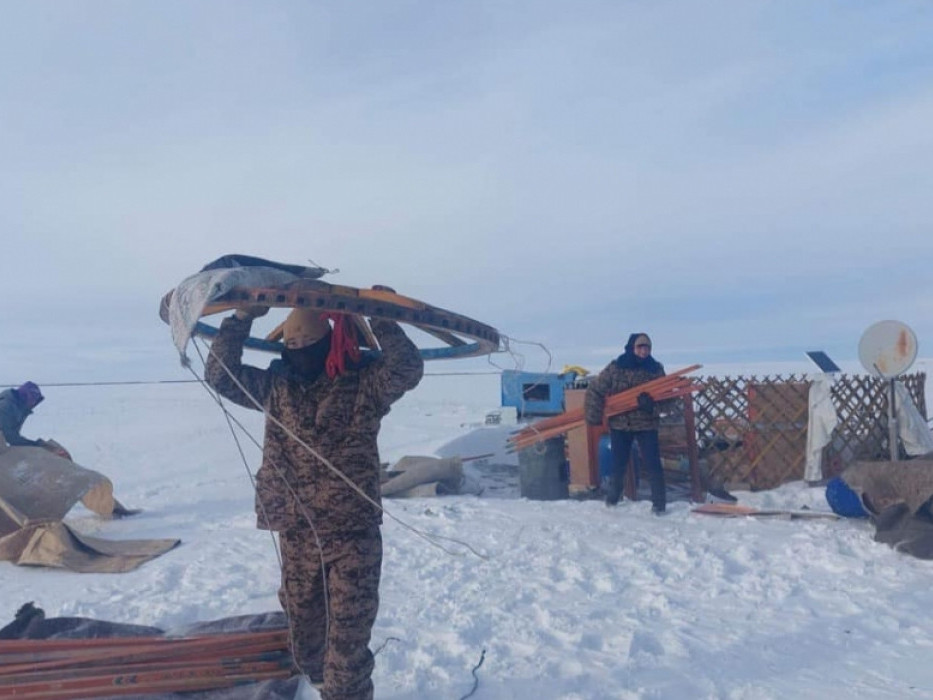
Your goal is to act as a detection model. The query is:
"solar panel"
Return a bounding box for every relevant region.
[805,351,842,374]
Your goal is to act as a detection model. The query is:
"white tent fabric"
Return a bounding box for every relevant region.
[804,374,839,482]
[894,382,933,457]
[168,266,302,361]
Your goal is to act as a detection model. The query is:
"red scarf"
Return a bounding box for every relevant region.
[323,313,361,379]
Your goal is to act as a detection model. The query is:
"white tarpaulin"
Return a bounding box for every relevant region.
[167,256,328,362]
[894,382,933,457]
[168,267,301,360]
[805,374,839,482]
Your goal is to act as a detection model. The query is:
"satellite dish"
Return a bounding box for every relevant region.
[858,320,918,378]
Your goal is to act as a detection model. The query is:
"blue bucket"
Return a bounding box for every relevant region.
[825,476,868,518]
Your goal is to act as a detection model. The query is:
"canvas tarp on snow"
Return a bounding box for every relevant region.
[842,460,933,559]
[0,445,179,572]
[380,456,483,497]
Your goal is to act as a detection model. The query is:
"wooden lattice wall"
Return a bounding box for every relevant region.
[692,372,927,491]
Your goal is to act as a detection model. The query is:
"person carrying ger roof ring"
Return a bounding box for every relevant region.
[205,295,424,700]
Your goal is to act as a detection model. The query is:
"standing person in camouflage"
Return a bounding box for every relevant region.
[584,333,668,514]
[205,297,424,700]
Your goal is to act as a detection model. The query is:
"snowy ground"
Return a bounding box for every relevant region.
[3,370,933,699]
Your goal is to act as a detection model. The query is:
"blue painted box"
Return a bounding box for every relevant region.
[500,370,578,417]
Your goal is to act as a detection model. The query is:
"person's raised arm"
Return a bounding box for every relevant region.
[367,318,424,409]
[204,307,274,410]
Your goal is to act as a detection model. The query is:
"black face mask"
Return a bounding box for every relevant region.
[281,335,331,379]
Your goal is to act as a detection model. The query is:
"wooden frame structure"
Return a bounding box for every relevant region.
[693,372,928,491]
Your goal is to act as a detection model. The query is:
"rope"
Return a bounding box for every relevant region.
[0,372,503,389]
[190,332,496,687]
[8,328,552,696]
[189,341,331,673]
[1,380,198,387]
[372,636,402,657]
[199,339,488,560]
[488,334,556,441]
[458,648,486,700]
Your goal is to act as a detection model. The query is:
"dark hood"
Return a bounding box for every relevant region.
[615,332,662,371]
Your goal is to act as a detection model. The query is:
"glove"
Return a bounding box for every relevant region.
[637,391,655,413]
[235,305,269,321]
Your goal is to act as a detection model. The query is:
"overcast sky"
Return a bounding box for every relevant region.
[2,1,932,382]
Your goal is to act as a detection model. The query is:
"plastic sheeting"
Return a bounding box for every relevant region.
[804,374,839,482]
[167,255,327,361]
[894,382,933,457]
[805,375,933,481]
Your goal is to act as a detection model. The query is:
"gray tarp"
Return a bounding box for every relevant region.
[0,445,179,572]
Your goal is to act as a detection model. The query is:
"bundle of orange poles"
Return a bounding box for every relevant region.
[508,364,702,452]
[0,629,294,698]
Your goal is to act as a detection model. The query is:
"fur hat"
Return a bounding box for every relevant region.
[16,381,43,407]
[283,308,331,347]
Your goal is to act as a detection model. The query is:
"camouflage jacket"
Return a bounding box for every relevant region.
[205,316,424,534]
[584,361,666,432]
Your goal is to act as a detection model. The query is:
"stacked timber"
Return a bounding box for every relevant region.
[508,365,702,452]
[0,629,293,698]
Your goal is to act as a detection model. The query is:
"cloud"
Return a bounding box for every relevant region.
[1,1,932,375]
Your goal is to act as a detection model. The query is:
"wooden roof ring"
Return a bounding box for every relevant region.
[159,280,501,361]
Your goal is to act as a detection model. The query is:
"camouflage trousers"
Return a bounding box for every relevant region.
[278,525,382,700]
